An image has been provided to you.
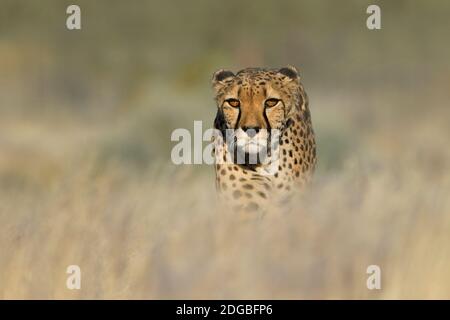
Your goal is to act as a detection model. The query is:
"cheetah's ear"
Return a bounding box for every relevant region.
[278,65,300,82]
[212,69,235,91]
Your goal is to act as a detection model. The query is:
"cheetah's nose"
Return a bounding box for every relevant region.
[242,126,260,138]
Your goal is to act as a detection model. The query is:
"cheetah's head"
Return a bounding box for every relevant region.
[212,66,305,164]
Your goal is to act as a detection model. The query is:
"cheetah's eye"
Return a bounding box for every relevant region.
[225,99,240,108]
[265,98,280,108]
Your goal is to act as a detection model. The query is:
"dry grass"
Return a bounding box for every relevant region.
[0,90,449,300]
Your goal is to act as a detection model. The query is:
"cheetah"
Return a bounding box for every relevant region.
[211,66,317,213]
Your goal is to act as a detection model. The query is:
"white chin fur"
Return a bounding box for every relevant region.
[236,138,266,152]
[245,143,263,154]
[233,129,269,158]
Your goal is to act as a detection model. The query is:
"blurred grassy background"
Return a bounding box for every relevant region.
[0,0,449,299]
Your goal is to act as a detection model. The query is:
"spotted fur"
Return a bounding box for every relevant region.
[211,66,316,213]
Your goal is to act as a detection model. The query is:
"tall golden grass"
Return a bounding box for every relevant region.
[0,90,449,299]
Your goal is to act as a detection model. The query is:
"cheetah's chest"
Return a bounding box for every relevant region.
[214,118,316,211]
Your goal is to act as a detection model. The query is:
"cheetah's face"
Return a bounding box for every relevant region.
[212,67,302,163]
